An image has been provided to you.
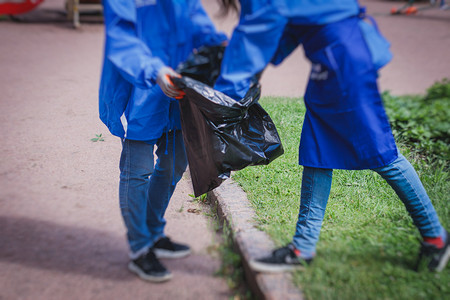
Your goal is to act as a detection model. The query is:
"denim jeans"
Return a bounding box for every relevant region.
[119,130,188,258]
[293,153,445,257]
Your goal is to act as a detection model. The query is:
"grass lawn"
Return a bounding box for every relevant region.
[232,93,449,300]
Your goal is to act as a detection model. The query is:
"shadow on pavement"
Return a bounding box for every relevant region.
[0,215,131,281]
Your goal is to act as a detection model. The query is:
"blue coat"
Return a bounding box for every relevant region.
[214,0,398,170]
[99,0,227,141]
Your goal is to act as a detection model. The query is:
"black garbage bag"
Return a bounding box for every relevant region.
[176,45,225,87]
[173,76,284,197]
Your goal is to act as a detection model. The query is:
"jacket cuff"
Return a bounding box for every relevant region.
[146,58,166,86]
[202,32,228,47]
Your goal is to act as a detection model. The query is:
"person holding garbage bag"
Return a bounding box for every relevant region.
[215,0,449,273]
[99,0,227,282]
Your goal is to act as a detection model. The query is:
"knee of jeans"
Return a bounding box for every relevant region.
[122,166,153,180]
[372,153,407,174]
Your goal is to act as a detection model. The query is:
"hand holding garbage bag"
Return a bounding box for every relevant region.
[172,76,284,197]
[156,66,186,99]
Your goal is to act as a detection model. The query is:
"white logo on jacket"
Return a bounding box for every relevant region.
[310,64,329,81]
[135,0,156,7]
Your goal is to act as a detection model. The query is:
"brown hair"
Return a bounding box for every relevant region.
[218,0,239,15]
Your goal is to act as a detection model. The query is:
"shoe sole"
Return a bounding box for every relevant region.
[436,244,450,272]
[248,259,305,273]
[154,248,191,259]
[128,262,173,282]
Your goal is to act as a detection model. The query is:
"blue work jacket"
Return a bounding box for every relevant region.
[99,0,227,141]
[214,0,398,170]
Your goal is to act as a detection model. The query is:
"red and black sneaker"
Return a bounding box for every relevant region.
[416,230,450,272]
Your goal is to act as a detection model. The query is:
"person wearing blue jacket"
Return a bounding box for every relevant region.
[99,0,227,282]
[215,0,449,273]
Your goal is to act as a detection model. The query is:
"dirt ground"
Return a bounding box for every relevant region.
[0,0,449,299]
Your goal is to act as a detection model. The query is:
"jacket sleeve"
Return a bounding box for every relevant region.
[187,0,228,49]
[214,5,287,100]
[102,0,165,89]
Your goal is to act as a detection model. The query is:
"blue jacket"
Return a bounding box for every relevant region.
[99,0,227,140]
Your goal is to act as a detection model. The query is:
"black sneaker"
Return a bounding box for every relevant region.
[153,237,191,259]
[128,250,172,282]
[249,244,313,273]
[416,231,450,272]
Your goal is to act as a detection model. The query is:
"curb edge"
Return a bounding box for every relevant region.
[208,178,305,300]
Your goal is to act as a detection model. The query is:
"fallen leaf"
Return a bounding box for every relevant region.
[187,208,201,214]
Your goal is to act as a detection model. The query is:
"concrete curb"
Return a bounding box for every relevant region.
[208,178,304,300]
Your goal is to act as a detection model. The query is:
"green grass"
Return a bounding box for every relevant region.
[214,222,253,300]
[205,200,254,300]
[383,78,450,165]
[232,94,450,300]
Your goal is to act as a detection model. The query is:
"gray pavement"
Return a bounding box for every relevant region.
[0,0,449,299]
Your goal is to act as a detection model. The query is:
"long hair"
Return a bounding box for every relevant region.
[218,0,239,15]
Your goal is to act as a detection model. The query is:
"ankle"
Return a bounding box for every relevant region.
[290,243,314,259]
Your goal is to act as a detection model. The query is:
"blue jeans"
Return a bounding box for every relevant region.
[293,154,445,257]
[119,130,188,258]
